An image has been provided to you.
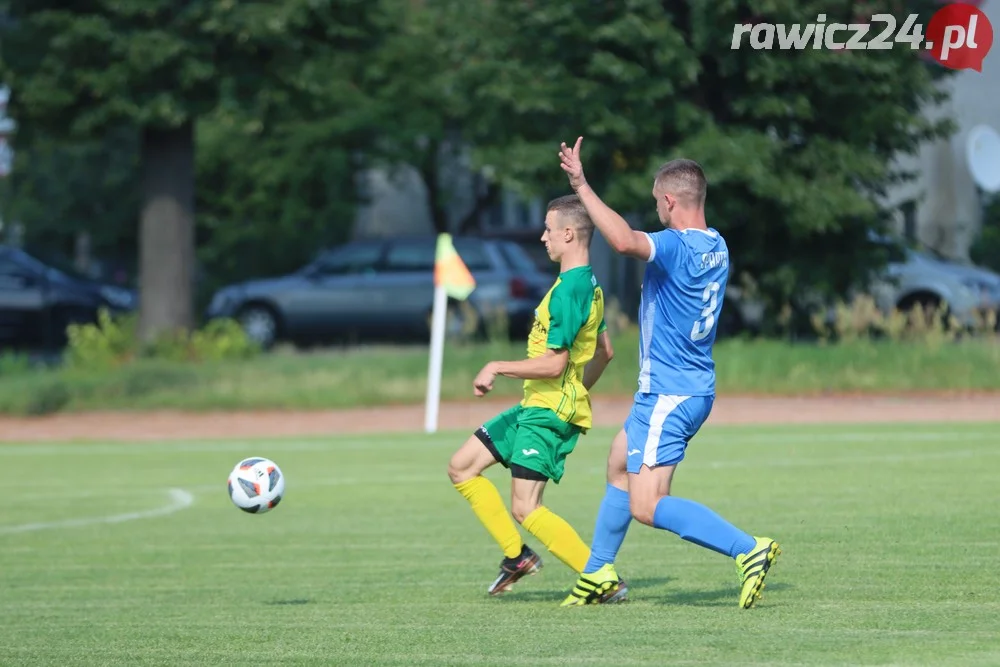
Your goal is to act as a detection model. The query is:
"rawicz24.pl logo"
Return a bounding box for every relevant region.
[731,2,994,72]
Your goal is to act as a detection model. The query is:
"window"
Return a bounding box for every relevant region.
[452,240,493,272]
[0,257,35,289]
[0,258,21,277]
[496,242,540,273]
[385,242,435,272]
[312,243,382,275]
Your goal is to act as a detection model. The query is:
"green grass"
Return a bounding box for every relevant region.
[3,422,999,665]
[1,334,999,414]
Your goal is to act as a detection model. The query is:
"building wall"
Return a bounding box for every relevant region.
[883,0,999,260]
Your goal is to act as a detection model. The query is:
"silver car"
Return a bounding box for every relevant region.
[205,236,554,348]
[721,246,1000,335]
[870,248,1000,327]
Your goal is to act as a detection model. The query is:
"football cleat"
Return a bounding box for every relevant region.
[560,564,629,606]
[487,545,543,596]
[736,537,781,609]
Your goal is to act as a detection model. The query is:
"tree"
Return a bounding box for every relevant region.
[3,127,140,277]
[0,0,382,341]
[442,0,956,332]
[361,0,501,234]
[195,109,361,305]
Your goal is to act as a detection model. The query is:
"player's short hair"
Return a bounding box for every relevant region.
[653,159,707,207]
[547,194,595,245]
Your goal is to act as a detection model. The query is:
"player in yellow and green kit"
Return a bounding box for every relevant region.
[447,194,627,602]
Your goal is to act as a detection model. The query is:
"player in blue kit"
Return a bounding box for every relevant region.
[556,137,780,609]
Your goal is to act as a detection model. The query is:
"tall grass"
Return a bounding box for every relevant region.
[0,326,996,415]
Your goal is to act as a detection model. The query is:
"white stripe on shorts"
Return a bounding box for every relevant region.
[643,394,691,469]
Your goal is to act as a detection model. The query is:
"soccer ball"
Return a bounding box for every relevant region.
[227,457,285,514]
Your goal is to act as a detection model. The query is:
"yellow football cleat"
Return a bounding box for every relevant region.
[736,537,781,609]
[560,564,629,607]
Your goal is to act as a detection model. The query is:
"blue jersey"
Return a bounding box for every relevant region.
[636,227,729,397]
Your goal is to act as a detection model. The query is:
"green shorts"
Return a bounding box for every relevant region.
[475,404,582,484]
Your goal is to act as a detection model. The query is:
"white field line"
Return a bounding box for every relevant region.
[0,489,194,535]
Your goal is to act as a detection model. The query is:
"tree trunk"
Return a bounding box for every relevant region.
[422,139,449,234]
[138,122,195,343]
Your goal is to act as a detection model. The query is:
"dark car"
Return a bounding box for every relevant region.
[205,236,555,348]
[0,245,138,349]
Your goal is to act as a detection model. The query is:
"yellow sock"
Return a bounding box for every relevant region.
[454,476,523,559]
[522,506,590,573]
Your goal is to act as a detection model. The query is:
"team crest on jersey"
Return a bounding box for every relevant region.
[530,317,548,339]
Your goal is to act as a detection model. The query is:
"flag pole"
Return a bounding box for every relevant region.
[424,233,476,435]
[424,283,448,434]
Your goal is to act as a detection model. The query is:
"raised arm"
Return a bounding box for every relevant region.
[559,136,651,261]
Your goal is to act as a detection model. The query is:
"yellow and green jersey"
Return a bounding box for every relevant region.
[522,265,606,431]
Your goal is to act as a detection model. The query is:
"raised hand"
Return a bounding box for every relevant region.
[559,136,587,191]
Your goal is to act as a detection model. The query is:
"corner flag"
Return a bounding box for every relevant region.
[425,233,477,433]
[434,233,476,300]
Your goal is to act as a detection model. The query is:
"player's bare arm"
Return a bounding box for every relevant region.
[472,349,569,396]
[559,136,651,261]
[583,330,614,390]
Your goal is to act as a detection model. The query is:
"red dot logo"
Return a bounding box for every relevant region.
[926,2,993,72]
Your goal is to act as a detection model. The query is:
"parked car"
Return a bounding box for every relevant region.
[204,236,556,348]
[0,245,138,349]
[869,247,1000,327]
[722,242,1000,335]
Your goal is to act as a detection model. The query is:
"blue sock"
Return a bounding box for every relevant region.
[583,484,632,574]
[652,496,756,559]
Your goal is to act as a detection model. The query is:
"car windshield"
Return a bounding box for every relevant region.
[17,248,91,281]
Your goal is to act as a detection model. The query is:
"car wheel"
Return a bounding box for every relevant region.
[237,304,279,349]
[897,293,951,329]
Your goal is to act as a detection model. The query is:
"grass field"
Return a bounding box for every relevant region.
[2,335,999,415]
[3,421,1000,666]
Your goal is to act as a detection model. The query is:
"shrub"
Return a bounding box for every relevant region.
[65,310,138,369]
[23,381,72,415]
[0,351,34,377]
[810,294,998,347]
[65,309,261,371]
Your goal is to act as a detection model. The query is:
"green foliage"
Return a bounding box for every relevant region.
[0,0,966,339]
[146,317,260,363]
[65,309,259,371]
[0,351,32,377]
[3,127,140,269]
[811,294,998,348]
[0,336,996,415]
[194,112,359,304]
[0,0,388,334]
[65,310,138,369]
[0,0,382,136]
[440,0,956,330]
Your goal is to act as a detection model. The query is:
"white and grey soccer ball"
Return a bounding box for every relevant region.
[227,457,285,514]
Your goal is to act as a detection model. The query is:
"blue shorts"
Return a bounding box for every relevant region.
[624,393,714,473]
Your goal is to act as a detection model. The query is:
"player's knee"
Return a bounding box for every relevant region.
[447,454,471,484]
[509,497,539,524]
[630,496,656,527]
[606,459,627,488]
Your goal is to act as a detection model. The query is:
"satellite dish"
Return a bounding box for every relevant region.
[966,124,1000,194]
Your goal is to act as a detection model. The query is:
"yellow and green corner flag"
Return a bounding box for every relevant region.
[434,233,476,300]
